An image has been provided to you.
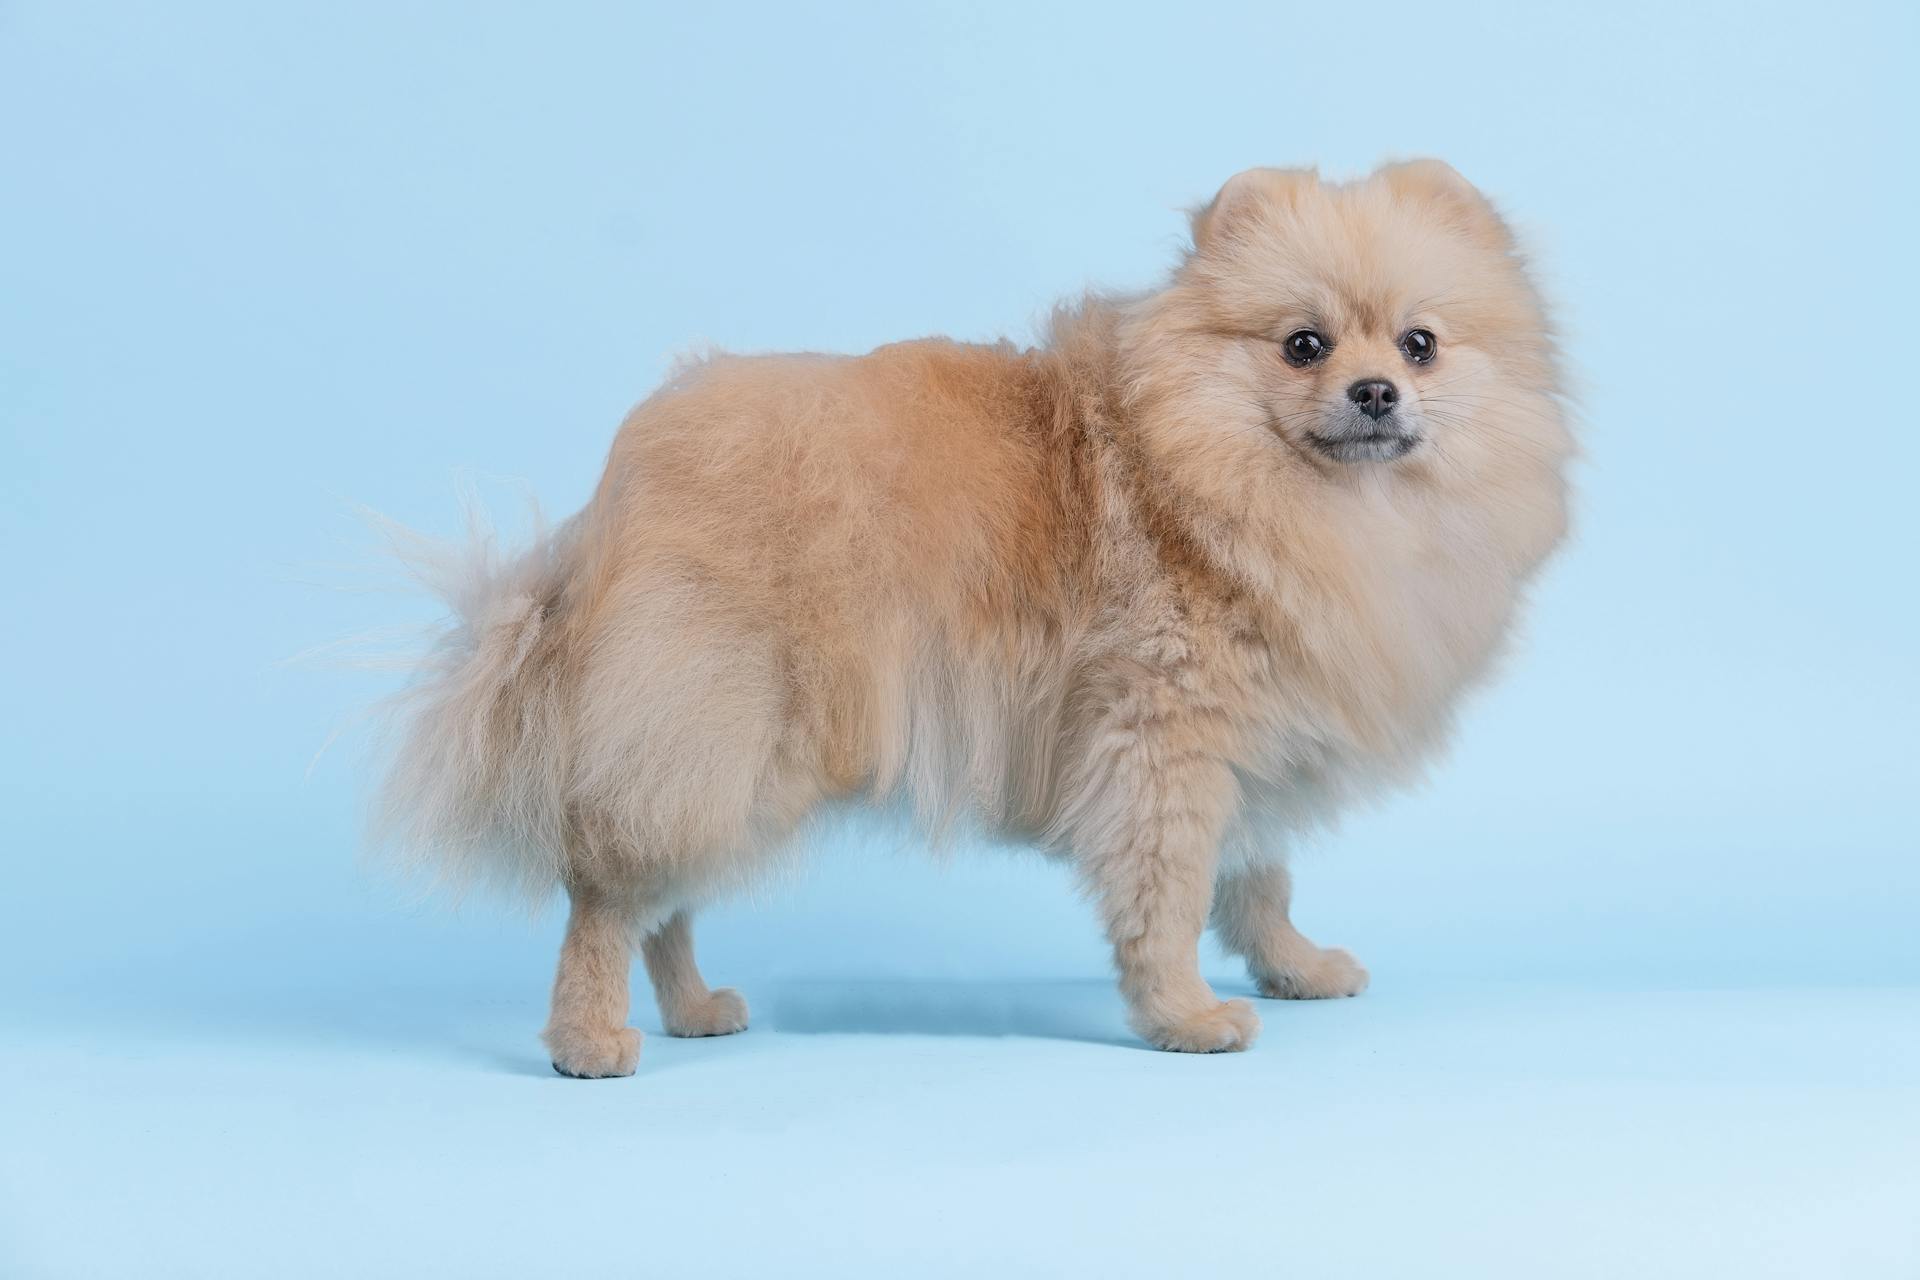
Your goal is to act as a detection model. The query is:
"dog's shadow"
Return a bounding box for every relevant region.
[762,977,1141,1048]
[456,979,1149,1078]
[482,978,1153,1075]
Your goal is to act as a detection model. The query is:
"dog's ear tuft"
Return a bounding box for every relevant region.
[1376,158,1514,250]
[1190,167,1317,254]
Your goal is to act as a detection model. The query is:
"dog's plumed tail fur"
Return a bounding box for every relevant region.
[372,505,579,900]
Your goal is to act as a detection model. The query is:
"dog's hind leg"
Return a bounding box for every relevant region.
[543,885,644,1078]
[641,910,749,1038]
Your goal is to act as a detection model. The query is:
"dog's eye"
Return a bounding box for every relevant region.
[1400,329,1437,364]
[1282,330,1328,366]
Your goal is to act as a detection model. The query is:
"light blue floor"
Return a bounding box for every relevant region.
[6,900,1916,1277]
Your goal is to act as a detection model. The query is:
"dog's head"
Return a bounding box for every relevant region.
[1122,160,1571,494]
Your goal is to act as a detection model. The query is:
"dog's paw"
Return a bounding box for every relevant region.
[664,987,750,1038]
[1258,946,1370,1000]
[1139,998,1261,1053]
[544,1024,642,1078]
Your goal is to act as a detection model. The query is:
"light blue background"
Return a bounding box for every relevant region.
[3,2,1916,1276]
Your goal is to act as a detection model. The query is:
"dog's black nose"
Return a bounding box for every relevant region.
[1348,380,1398,420]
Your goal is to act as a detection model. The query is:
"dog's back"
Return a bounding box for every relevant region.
[380,336,1101,909]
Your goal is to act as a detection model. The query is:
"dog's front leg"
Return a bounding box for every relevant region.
[1212,861,1370,1000]
[1071,707,1258,1053]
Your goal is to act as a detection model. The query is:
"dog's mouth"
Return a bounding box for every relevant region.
[1303,428,1421,464]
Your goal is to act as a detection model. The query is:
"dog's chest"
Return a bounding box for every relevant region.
[1229,501,1535,785]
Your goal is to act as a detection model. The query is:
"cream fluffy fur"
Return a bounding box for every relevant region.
[377,160,1573,1075]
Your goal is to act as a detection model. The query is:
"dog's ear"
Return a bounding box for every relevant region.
[1190,167,1317,253]
[1376,158,1514,250]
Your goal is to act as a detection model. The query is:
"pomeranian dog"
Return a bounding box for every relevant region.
[379,160,1573,1076]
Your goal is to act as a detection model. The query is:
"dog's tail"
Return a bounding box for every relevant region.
[371,505,580,900]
